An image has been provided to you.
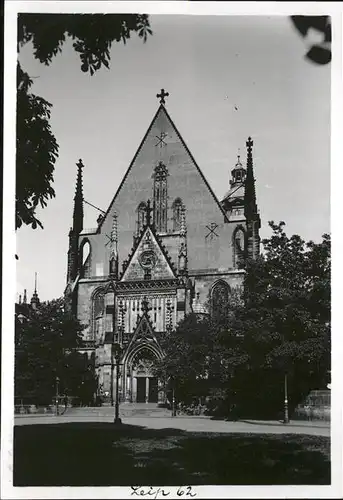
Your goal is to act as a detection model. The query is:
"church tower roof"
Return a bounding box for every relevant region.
[30,272,40,309]
[221,152,246,211]
[230,154,246,187]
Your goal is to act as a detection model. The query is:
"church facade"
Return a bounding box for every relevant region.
[65,90,260,404]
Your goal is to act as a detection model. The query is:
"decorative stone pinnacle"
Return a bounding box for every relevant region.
[180,204,187,237]
[111,212,118,245]
[146,199,153,226]
[157,88,169,105]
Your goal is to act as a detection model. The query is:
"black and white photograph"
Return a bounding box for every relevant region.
[2,2,341,498]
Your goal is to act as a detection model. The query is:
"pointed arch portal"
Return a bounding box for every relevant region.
[124,344,163,403]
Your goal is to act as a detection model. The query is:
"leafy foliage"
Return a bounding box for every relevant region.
[290,16,331,65]
[15,298,97,405]
[17,14,152,75]
[157,222,330,418]
[16,14,152,229]
[16,63,58,229]
[154,314,212,401]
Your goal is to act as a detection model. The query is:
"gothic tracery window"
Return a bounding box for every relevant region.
[172,198,183,232]
[153,161,169,232]
[80,239,91,278]
[211,280,229,323]
[93,290,105,342]
[233,227,245,268]
[137,202,147,235]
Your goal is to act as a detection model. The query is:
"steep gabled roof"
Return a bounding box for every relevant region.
[98,103,228,231]
[120,222,178,281]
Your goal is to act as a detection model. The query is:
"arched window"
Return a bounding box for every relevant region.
[172,198,183,232]
[136,202,147,235]
[93,290,105,342]
[211,280,229,323]
[80,239,91,278]
[233,227,245,268]
[153,161,169,232]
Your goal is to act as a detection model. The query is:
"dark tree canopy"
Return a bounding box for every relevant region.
[16,14,152,230]
[15,297,97,405]
[157,222,330,418]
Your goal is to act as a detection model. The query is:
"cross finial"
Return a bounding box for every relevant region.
[246,137,253,150]
[157,88,169,105]
[76,159,84,170]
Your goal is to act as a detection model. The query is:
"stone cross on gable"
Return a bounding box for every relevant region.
[156,88,169,105]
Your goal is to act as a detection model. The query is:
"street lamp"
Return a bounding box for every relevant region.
[113,342,122,425]
[55,376,60,416]
[171,379,176,417]
[283,372,289,424]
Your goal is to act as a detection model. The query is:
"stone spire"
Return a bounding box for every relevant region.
[244,137,260,259]
[244,138,258,219]
[109,212,119,279]
[72,159,84,235]
[30,272,40,310]
[67,159,84,285]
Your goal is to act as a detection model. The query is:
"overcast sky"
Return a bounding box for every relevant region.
[16,14,330,302]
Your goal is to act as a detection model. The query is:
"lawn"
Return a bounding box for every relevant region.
[14,423,330,486]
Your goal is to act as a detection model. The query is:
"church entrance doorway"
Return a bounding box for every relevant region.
[128,347,162,404]
[136,377,146,403]
[148,377,158,403]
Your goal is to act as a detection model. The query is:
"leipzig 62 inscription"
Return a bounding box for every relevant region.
[131,485,197,498]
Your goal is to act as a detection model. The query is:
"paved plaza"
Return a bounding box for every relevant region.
[14,412,330,437]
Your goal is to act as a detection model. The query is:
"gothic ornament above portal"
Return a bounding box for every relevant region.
[139,250,157,270]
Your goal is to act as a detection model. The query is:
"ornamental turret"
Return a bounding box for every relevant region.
[221,153,246,214]
[30,272,40,310]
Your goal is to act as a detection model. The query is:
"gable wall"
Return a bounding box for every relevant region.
[77,107,245,279]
